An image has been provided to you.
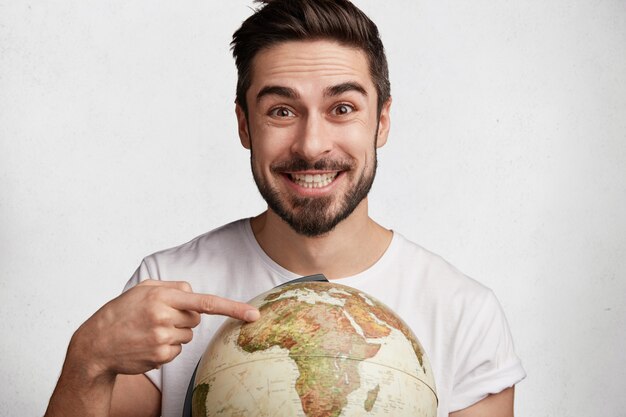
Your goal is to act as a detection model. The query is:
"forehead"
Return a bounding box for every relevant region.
[248,40,374,96]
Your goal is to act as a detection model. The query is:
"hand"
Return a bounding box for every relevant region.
[68,280,260,379]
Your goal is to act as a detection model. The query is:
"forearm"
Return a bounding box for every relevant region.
[449,386,515,417]
[45,333,116,417]
[45,280,257,416]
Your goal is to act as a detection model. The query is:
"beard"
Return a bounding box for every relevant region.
[251,148,378,238]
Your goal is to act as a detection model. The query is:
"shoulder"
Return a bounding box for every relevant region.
[381,232,505,347]
[385,234,526,412]
[355,231,496,331]
[145,219,248,265]
[391,232,491,301]
[127,219,251,286]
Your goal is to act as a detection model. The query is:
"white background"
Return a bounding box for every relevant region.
[1,1,625,415]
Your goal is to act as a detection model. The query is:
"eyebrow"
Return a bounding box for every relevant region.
[256,86,299,103]
[255,82,368,104]
[324,82,368,98]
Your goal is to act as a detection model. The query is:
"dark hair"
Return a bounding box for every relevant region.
[231,0,390,115]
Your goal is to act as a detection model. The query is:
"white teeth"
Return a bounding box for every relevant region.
[290,172,338,188]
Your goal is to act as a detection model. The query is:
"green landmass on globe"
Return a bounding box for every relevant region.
[192,281,437,417]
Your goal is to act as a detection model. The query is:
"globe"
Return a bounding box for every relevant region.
[190,280,437,417]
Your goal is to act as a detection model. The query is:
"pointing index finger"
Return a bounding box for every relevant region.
[169,291,260,322]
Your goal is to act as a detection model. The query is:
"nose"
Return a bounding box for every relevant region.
[290,113,333,161]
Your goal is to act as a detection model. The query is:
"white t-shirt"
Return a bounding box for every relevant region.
[124,219,526,417]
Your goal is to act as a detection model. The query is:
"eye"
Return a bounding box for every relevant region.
[331,103,355,116]
[269,107,295,118]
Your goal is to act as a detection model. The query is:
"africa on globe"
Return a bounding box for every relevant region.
[190,281,437,417]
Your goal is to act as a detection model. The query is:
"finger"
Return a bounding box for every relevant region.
[169,292,260,322]
[170,327,194,345]
[171,309,201,329]
[139,279,193,293]
[155,344,183,368]
[145,304,200,329]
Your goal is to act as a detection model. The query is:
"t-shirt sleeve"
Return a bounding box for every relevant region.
[450,290,526,412]
[122,259,163,392]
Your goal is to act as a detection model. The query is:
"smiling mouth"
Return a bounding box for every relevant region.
[288,172,338,188]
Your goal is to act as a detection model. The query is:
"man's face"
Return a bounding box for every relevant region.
[236,40,391,237]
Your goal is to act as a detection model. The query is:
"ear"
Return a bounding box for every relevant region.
[235,102,251,149]
[376,97,392,148]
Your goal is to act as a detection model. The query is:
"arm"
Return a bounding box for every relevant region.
[45,280,260,417]
[449,386,515,417]
[110,375,160,417]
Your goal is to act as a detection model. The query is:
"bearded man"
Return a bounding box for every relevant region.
[45,1,525,416]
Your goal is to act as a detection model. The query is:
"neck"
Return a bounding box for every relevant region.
[250,199,392,279]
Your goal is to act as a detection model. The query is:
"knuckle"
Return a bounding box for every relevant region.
[182,310,201,326]
[181,329,194,344]
[144,287,162,303]
[176,281,193,293]
[152,345,173,364]
[147,308,170,325]
[168,345,182,362]
[200,296,216,314]
[151,327,172,345]
[190,312,201,327]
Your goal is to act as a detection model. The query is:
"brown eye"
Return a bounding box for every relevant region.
[269,107,295,118]
[333,104,354,116]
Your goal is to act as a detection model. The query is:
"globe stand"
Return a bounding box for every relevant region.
[181,274,329,417]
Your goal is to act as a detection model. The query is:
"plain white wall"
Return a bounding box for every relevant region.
[1,1,624,415]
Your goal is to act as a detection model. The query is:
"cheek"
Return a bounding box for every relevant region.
[250,139,287,173]
[329,123,375,154]
[252,126,297,159]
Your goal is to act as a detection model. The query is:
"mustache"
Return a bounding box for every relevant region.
[271,157,355,172]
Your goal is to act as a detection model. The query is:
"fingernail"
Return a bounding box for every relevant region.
[244,309,260,322]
